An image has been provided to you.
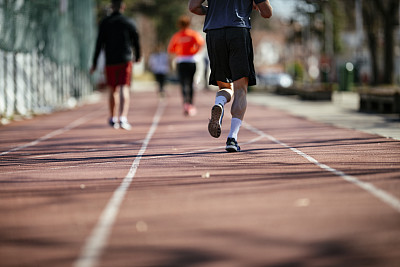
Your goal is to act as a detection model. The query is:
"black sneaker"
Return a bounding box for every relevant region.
[208,104,224,138]
[226,137,240,152]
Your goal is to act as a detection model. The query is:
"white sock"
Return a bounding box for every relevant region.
[119,116,128,123]
[228,118,242,140]
[215,96,227,107]
[112,117,118,123]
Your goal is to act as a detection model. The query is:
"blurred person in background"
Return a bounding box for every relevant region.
[168,15,205,116]
[91,0,141,130]
[189,0,272,152]
[149,45,170,98]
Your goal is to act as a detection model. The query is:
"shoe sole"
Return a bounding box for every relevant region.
[226,145,239,152]
[208,105,223,138]
[110,123,120,129]
[120,124,131,131]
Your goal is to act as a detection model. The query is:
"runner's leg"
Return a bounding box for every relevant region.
[109,86,119,120]
[216,81,233,104]
[231,77,248,120]
[120,85,130,119]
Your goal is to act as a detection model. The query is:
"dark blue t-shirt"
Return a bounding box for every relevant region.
[204,0,266,31]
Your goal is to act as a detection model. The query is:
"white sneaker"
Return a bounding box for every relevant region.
[108,118,120,129]
[119,121,132,131]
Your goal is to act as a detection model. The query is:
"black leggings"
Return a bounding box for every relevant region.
[154,73,166,93]
[177,62,196,104]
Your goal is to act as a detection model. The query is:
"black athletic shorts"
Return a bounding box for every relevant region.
[206,27,256,86]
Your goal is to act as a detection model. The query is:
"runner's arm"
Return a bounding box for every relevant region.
[189,0,207,16]
[91,21,105,73]
[131,26,141,62]
[254,0,273,19]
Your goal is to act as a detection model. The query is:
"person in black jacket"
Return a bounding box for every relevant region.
[91,0,141,130]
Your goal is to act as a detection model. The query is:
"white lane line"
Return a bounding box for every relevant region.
[0,108,103,156]
[243,122,400,213]
[74,101,166,267]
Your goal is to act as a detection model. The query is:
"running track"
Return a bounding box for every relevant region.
[1,85,399,267]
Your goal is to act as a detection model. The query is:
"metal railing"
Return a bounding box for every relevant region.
[0,0,95,123]
[1,49,93,122]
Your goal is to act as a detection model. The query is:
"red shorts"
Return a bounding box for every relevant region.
[105,62,132,88]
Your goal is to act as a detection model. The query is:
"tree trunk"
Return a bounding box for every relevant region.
[383,19,394,84]
[372,0,399,85]
[362,1,380,85]
[367,32,379,85]
[382,0,399,84]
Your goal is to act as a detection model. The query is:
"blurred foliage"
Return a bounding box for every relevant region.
[290,0,346,54]
[94,0,186,43]
[362,0,399,85]
[131,0,186,43]
[290,0,399,85]
[287,61,305,81]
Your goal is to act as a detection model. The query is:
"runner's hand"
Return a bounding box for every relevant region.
[253,1,259,10]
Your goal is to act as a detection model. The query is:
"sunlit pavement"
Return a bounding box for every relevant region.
[0,83,399,267]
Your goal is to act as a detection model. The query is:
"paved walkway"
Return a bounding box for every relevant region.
[248,91,400,140]
[0,83,399,267]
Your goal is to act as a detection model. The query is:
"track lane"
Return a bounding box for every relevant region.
[99,88,400,267]
[74,100,167,267]
[0,86,399,267]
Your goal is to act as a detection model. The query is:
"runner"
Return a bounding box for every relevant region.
[168,15,205,116]
[91,0,141,130]
[149,45,170,98]
[189,0,273,151]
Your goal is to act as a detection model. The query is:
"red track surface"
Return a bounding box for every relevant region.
[1,85,399,267]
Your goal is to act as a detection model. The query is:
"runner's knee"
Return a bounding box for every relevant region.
[216,88,233,103]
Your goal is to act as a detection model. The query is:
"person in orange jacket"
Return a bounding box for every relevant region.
[168,15,205,116]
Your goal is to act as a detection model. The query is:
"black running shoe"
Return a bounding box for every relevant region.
[208,104,224,138]
[226,137,240,152]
